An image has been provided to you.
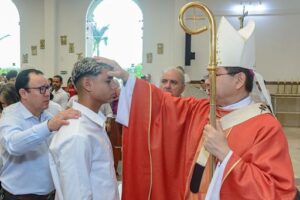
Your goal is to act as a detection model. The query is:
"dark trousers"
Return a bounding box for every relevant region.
[0,188,55,200]
[296,189,300,200]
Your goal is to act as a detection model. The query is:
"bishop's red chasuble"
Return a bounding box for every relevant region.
[121,79,296,200]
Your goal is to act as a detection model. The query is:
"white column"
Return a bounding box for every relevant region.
[44,0,57,77]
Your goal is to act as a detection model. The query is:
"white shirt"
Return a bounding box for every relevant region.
[49,101,119,200]
[100,103,113,118]
[52,88,69,109]
[66,95,78,109]
[116,76,254,200]
[46,101,63,116]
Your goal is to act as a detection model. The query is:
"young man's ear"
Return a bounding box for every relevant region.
[81,76,93,92]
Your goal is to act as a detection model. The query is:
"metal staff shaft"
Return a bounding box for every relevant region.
[179,2,217,183]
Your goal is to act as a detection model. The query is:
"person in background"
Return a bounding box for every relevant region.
[0,83,19,109]
[49,57,119,200]
[0,74,6,84]
[48,77,53,92]
[0,69,80,200]
[47,94,63,116]
[52,75,69,109]
[159,68,185,97]
[66,77,77,97]
[185,78,208,99]
[110,79,121,117]
[6,70,18,85]
[199,79,206,91]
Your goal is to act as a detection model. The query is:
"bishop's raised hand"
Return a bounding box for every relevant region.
[94,56,129,82]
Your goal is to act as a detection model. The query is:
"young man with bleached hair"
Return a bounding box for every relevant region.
[49,58,119,200]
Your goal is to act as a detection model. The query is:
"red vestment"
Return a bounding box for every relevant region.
[121,79,296,200]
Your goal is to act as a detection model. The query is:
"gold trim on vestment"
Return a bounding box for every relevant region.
[221,158,242,184]
[147,83,153,200]
[221,127,241,184]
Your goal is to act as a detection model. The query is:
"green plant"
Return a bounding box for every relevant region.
[0,68,18,75]
[92,24,109,56]
[127,63,144,78]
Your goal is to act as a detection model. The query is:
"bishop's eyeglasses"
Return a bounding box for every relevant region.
[203,72,238,80]
[25,85,51,94]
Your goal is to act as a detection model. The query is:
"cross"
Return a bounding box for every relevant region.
[185,7,206,29]
[238,5,248,28]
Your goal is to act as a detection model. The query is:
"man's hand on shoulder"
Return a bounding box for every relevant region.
[48,108,81,132]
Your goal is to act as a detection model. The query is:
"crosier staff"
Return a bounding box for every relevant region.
[179,2,217,194]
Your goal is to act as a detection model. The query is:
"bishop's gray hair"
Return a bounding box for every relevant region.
[71,57,112,86]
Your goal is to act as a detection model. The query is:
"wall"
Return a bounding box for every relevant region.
[11,0,300,84]
[173,0,300,82]
[12,0,91,83]
[184,14,300,82]
[13,0,45,70]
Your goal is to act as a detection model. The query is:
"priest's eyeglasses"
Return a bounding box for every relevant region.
[25,85,51,94]
[203,72,237,80]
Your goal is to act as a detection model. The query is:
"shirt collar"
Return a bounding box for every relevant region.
[18,102,51,121]
[72,101,105,127]
[220,96,253,110]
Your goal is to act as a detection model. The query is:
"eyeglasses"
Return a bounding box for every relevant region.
[203,72,237,79]
[25,85,51,94]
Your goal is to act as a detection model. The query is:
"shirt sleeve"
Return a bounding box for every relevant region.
[0,118,51,156]
[205,150,233,200]
[51,135,93,200]
[116,75,136,126]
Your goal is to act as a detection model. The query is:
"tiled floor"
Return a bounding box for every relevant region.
[285,127,300,189]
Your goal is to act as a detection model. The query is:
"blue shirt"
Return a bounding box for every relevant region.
[0,102,54,195]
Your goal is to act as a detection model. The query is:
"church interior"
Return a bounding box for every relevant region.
[0,0,300,197]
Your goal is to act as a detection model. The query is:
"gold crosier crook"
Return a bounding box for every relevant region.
[179,2,217,193]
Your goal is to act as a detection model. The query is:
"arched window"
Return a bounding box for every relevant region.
[86,0,143,69]
[0,0,20,72]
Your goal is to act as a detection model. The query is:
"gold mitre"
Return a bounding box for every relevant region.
[217,16,255,70]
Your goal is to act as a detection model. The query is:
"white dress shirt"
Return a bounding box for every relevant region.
[100,103,113,118]
[49,101,119,200]
[0,102,54,195]
[46,101,63,116]
[116,76,254,200]
[52,88,69,109]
